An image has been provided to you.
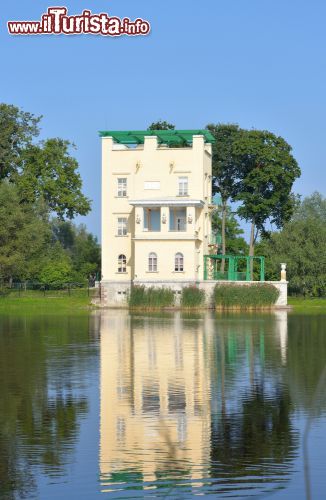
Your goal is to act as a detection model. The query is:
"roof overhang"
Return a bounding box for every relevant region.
[129,199,205,207]
[98,129,215,145]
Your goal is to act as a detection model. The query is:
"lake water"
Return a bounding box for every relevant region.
[0,310,325,499]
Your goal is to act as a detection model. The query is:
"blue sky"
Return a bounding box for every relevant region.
[1,0,326,239]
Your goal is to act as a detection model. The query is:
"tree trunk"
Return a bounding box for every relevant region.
[249,220,255,280]
[221,201,227,273]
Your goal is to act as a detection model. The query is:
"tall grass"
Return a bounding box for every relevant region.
[181,286,206,308]
[214,283,279,309]
[128,286,174,309]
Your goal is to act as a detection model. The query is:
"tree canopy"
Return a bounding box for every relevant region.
[233,129,300,237]
[206,125,300,268]
[148,120,175,130]
[206,123,243,260]
[0,182,100,285]
[0,103,41,179]
[18,138,91,219]
[0,182,50,281]
[257,192,326,296]
[0,103,99,285]
[0,103,91,219]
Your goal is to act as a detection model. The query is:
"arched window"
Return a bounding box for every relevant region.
[175,252,184,272]
[118,254,127,273]
[148,252,157,272]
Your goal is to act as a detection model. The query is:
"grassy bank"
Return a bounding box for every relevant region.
[288,297,326,312]
[2,288,324,315]
[0,289,92,314]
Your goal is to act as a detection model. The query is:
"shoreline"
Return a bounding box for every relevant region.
[0,292,324,314]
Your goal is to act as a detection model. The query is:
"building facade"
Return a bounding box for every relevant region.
[101,130,216,306]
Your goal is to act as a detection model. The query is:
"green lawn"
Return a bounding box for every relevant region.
[0,289,94,314]
[288,297,326,312]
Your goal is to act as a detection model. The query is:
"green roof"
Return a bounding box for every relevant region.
[98,129,215,145]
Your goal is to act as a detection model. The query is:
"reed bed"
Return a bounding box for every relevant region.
[181,286,206,308]
[128,285,174,309]
[214,283,279,310]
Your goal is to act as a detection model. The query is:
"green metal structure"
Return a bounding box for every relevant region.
[98,129,215,145]
[204,254,265,282]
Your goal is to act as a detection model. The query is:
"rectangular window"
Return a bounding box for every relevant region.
[117,217,127,236]
[117,178,127,197]
[175,253,184,272]
[148,253,158,272]
[178,177,188,196]
[144,181,160,190]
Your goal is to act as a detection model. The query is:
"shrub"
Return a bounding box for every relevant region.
[39,259,74,288]
[213,283,279,309]
[128,286,174,309]
[181,286,206,308]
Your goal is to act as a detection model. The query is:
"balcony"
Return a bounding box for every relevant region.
[143,208,161,232]
[169,208,186,232]
[133,203,199,240]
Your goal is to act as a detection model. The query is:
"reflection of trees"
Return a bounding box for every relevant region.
[211,385,297,475]
[286,315,326,412]
[211,385,298,489]
[208,313,299,495]
[209,314,285,407]
[0,315,95,499]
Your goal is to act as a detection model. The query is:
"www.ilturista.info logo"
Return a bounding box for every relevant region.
[7,7,151,36]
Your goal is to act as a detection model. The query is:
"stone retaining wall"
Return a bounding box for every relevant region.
[99,279,288,308]
[198,280,287,307]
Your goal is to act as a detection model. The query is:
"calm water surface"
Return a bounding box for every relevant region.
[0,310,325,499]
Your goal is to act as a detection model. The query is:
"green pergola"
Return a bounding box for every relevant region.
[98,129,215,145]
[204,255,265,282]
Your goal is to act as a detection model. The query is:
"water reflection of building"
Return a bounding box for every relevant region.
[98,310,298,496]
[99,311,212,491]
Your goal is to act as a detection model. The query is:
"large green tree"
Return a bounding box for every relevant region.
[0,182,50,283]
[257,192,326,296]
[233,129,300,276]
[0,103,41,179]
[206,124,243,266]
[0,180,98,285]
[51,220,101,280]
[0,103,91,219]
[17,139,90,219]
